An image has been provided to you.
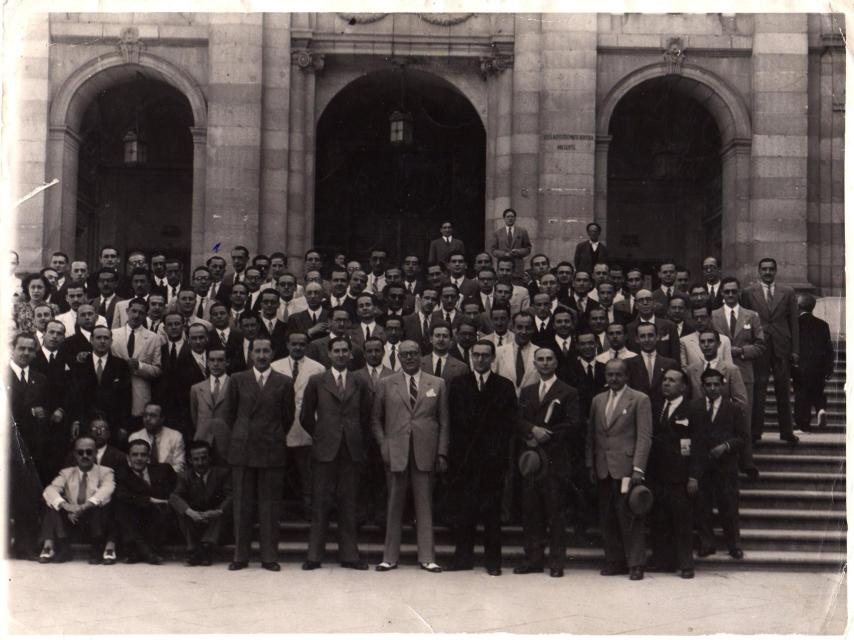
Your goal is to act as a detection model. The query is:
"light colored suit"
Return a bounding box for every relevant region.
[56,310,108,336]
[494,341,539,395]
[712,305,764,431]
[371,370,449,564]
[685,361,748,408]
[111,325,162,416]
[277,296,308,323]
[482,331,515,350]
[43,464,115,509]
[489,224,532,276]
[189,375,233,460]
[421,353,468,385]
[271,355,326,447]
[129,426,186,474]
[680,332,733,369]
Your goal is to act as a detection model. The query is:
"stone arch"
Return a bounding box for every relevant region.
[594,62,753,278]
[45,51,207,259]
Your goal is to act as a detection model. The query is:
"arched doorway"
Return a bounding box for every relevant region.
[315,69,486,265]
[76,77,194,268]
[606,76,722,274]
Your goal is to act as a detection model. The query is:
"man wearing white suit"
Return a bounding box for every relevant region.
[189,346,233,464]
[372,340,449,572]
[495,312,543,395]
[111,298,162,429]
[129,402,186,474]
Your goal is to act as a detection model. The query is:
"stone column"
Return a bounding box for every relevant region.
[482,52,514,229]
[203,14,264,259]
[509,13,542,246]
[751,14,811,288]
[593,135,611,235]
[536,14,598,261]
[259,13,292,257]
[189,127,207,268]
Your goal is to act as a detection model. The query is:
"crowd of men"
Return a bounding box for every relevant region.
[6,210,835,581]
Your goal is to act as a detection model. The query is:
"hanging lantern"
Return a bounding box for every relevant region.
[389,110,414,146]
[123,129,148,165]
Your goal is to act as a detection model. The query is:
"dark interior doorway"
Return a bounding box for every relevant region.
[315,68,486,266]
[607,76,722,276]
[76,75,193,269]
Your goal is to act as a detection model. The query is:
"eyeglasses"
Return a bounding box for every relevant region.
[75,449,95,455]
[398,351,420,358]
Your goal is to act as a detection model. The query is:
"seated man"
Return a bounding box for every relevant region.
[129,402,186,474]
[39,436,115,564]
[169,440,233,566]
[113,439,177,564]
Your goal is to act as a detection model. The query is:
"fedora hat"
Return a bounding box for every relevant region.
[518,447,548,482]
[627,483,654,517]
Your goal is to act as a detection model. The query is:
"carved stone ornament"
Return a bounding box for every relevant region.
[479,54,514,81]
[418,13,474,26]
[117,26,144,65]
[337,13,388,25]
[663,37,686,75]
[292,49,325,73]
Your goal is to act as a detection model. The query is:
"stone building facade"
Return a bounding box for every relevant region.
[10,12,846,295]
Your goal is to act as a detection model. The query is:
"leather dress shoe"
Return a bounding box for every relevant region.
[341,561,369,570]
[629,567,644,581]
[262,562,281,572]
[729,548,744,560]
[600,565,628,576]
[302,560,322,571]
[145,554,163,566]
[102,549,117,565]
[781,434,800,445]
[487,568,502,576]
[681,569,695,579]
[420,562,442,573]
[228,561,248,571]
[375,561,397,572]
[550,568,564,578]
[513,564,544,575]
[697,547,716,558]
[38,547,54,563]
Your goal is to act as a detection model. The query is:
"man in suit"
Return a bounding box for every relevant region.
[112,268,152,328]
[221,245,250,288]
[595,322,638,365]
[685,329,749,408]
[712,277,765,435]
[161,322,210,440]
[226,312,261,374]
[667,296,693,338]
[515,347,580,578]
[91,268,125,329]
[308,307,366,371]
[243,266,267,312]
[403,286,438,355]
[565,271,597,325]
[646,368,697,578]
[149,254,168,296]
[587,308,611,355]
[535,305,576,378]
[401,254,425,308]
[189,346,232,464]
[692,368,748,560]
[495,311,540,395]
[627,290,680,360]
[226,336,295,571]
[595,281,632,328]
[573,222,609,276]
[113,438,177,564]
[422,321,469,390]
[287,282,329,341]
[372,340,449,572]
[188,266,213,321]
[490,208,532,281]
[326,269,356,320]
[300,336,373,570]
[495,258,531,315]
[446,252,480,300]
[57,286,109,338]
[524,254,552,300]
[276,273,308,322]
[208,301,240,354]
[169,440,232,566]
[793,294,835,431]
[614,268,643,319]
[631,322,680,409]
[428,221,466,266]
[652,261,690,318]
[271,331,326,520]
[70,326,132,448]
[530,293,556,346]
[206,255,231,304]
[129,402,186,474]
[446,340,518,575]
[701,256,724,310]
[38,436,115,564]
[257,289,289,360]
[482,303,515,349]
[586,358,653,580]
[7,332,51,557]
[681,306,733,369]
[111,298,162,431]
[351,293,386,352]
[741,257,800,444]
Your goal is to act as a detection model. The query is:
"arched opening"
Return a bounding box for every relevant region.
[315,68,486,264]
[606,76,722,274]
[76,76,194,267]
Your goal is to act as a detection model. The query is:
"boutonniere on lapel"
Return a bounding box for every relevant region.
[544,399,561,425]
[113,378,120,383]
[425,388,437,398]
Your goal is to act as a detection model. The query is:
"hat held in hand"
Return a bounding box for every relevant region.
[518,447,548,482]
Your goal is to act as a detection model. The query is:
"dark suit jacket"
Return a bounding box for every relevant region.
[613,297,638,321]
[627,316,681,360]
[563,358,607,421]
[305,335,366,371]
[90,295,125,329]
[207,327,243,353]
[652,288,690,318]
[705,283,724,310]
[518,378,580,478]
[258,317,289,360]
[31,349,73,415]
[287,308,329,342]
[158,349,207,432]
[300,370,373,463]
[169,466,232,513]
[421,353,469,385]
[402,312,433,355]
[59,329,94,361]
[448,372,518,485]
[573,240,609,276]
[629,353,680,414]
[796,313,833,376]
[647,398,696,485]
[490,225,532,275]
[114,461,177,506]
[70,354,132,435]
[428,236,466,266]
[565,296,599,330]
[688,397,747,478]
[741,282,799,356]
[7,366,50,458]
[226,368,295,468]
[431,308,463,331]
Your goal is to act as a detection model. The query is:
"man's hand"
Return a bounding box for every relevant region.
[710,443,728,459]
[629,470,644,487]
[128,358,140,372]
[185,508,205,523]
[31,407,47,420]
[60,502,79,514]
[731,346,743,359]
[149,497,168,505]
[531,426,552,444]
[380,443,390,468]
[203,509,223,520]
[686,477,699,497]
[50,409,64,424]
[435,455,448,474]
[76,351,91,363]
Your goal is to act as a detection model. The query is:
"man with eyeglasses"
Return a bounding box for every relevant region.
[372,340,449,573]
[38,436,115,564]
[701,257,724,310]
[275,272,308,322]
[627,289,680,360]
[403,286,438,355]
[431,284,462,330]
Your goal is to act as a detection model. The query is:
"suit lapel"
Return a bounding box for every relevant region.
[608,389,631,428]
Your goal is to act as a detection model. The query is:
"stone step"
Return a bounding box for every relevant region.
[738,507,847,531]
[738,489,846,511]
[753,433,845,455]
[752,453,847,473]
[732,528,846,553]
[749,470,846,492]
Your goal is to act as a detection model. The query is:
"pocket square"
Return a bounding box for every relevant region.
[426,388,437,398]
[675,418,689,426]
[743,324,751,329]
[64,364,71,371]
